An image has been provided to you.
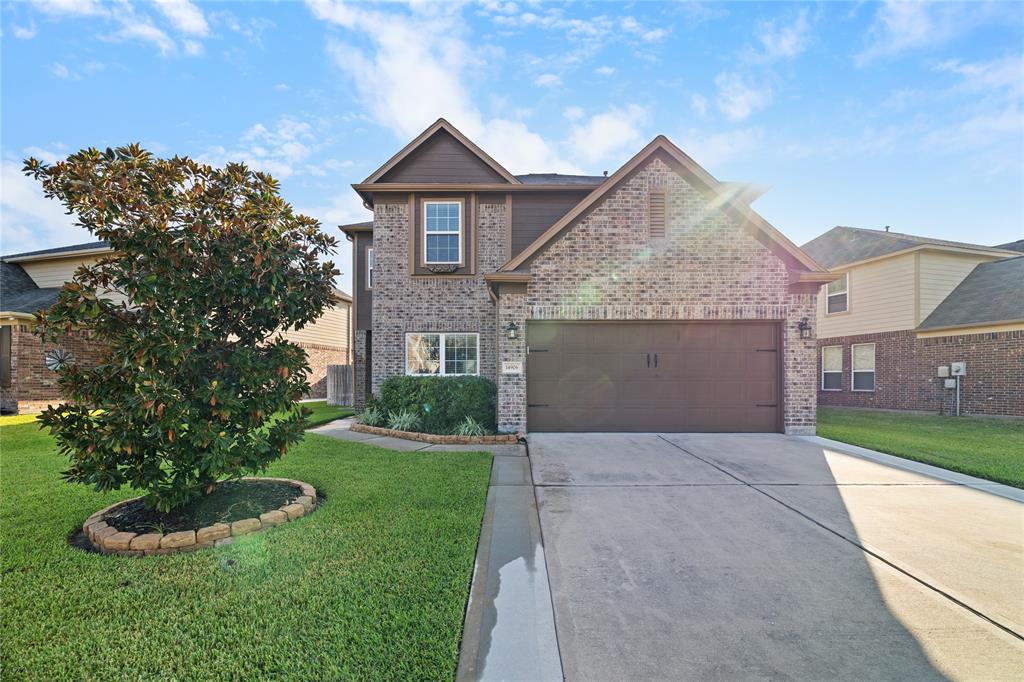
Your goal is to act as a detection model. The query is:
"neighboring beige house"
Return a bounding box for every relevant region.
[801,227,1023,417]
[1,240,351,413]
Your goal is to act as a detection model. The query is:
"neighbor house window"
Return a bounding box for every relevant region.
[405,332,478,376]
[424,201,462,264]
[366,248,374,289]
[852,343,875,391]
[821,345,842,391]
[826,273,848,314]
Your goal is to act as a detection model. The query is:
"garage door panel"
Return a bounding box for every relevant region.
[527,321,780,433]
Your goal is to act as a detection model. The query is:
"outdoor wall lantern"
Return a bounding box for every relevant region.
[797,317,812,340]
[504,321,519,340]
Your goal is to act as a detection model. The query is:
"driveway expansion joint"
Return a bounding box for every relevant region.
[656,435,1024,642]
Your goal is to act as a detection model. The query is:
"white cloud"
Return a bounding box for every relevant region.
[856,2,1005,65]
[182,39,203,56]
[200,116,319,179]
[680,127,763,167]
[563,106,584,121]
[594,65,615,76]
[50,63,75,80]
[31,0,107,17]
[535,73,561,87]
[569,105,648,165]
[274,83,290,92]
[23,146,66,165]
[309,0,580,173]
[691,94,708,117]
[936,55,1024,98]
[752,9,811,62]
[715,72,772,122]
[620,15,669,42]
[107,20,176,56]
[13,21,37,39]
[152,0,209,37]
[1,159,90,256]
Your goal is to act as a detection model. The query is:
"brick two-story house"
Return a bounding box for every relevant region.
[342,119,836,434]
[802,227,1023,417]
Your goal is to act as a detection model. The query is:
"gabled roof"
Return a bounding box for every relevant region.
[801,227,1017,269]
[917,256,1024,331]
[0,261,60,318]
[362,118,520,185]
[995,239,1024,253]
[499,135,828,274]
[339,220,373,236]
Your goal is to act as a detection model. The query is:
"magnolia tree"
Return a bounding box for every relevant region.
[25,145,338,511]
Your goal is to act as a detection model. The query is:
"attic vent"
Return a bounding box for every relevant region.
[648,190,666,238]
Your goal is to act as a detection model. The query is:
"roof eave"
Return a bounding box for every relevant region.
[3,246,113,264]
[825,244,1020,271]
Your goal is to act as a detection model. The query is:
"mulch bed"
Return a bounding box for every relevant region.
[104,480,302,535]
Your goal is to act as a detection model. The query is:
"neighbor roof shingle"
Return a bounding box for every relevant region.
[515,173,606,185]
[917,256,1024,330]
[2,239,109,261]
[801,226,1013,269]
[0,261,61,315]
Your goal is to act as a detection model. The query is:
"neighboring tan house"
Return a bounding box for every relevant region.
[342,118,835,434]
[801,227,1023,417]
[0,241,352,413]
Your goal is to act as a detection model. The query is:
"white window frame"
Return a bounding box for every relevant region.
[404,332,479,376]
[422,199,463,266]
[821,345,843,391]
[366,247,374,289]
[851,342,876,392]
[826,272,849,315]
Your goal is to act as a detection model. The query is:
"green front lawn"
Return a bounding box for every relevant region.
[300,400,355,428]
[817,407,1024,488]
[0,420,491,680]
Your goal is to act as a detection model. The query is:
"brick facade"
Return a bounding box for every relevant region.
[0,325,107,414]
[495,157,818,434]
[353,329,370,408]
[1,326,345,414]
[370,199,505,393]
[817,329,1024,417]
[297,342,348,400]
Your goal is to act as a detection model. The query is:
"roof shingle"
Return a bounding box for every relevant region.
[801,226,1014,269]
[917,256,1024,330]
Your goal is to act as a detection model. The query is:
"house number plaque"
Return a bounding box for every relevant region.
[501,361,523,375]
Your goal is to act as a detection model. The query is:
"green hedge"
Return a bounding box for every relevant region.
[376,376,497,434]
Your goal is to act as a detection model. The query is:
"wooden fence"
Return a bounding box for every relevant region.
[326,364,353,406]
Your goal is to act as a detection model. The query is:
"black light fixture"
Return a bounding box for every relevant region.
[797,317,812,340]
[504,321,519,340]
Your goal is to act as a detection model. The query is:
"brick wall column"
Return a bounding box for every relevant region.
[784,293,818,435]
[353,329,369,408]
[497,292,527,433]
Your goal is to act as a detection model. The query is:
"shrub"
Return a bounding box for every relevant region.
[24,145,338,512]
[357,405,386,427]
[377,375,496,434]
[387,409,421,432]
[454,415,488,437]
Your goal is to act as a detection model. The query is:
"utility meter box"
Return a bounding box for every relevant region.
[937,366,950,378]
[944,378,957,389]
[951,362,967,376]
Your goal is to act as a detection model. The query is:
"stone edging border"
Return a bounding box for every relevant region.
[350,423,522,444]
[80,477,317,557]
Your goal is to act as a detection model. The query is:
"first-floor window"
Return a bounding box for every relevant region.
[852,343,875,391]
[821,346,842,391]
[406,332,479,376]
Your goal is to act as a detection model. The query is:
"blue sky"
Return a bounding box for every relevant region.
[3,0,1022,294]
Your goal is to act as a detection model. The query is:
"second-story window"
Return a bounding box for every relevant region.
[826,272,848,314]
[424,201,462,264]
[366,248,374,289]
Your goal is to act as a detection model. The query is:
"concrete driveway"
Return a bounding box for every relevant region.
[530,433,1024,681]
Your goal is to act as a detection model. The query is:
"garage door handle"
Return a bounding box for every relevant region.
[646,353,650,367]
[654,353,658,367]
[755,348,778,352]
[756,404,777,407]
[528,404,549,408]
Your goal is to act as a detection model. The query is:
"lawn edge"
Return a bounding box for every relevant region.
[798,435,1024,501]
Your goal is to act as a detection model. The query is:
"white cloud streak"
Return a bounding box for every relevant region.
[715,72,773,122]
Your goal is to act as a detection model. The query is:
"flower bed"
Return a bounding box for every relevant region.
[350,423,521,444]
[79,477,318,556]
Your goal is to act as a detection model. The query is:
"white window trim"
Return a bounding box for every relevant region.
[404,332,480,376]
[366,247,374,289]
[851,342,876,392]
[821,345,843,391]
[826,272,849,315]
[422,199,464,266]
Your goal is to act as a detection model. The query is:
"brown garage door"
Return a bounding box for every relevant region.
[526,321,781,433]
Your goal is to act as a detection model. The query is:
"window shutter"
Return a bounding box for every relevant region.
[648,190,666,238]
